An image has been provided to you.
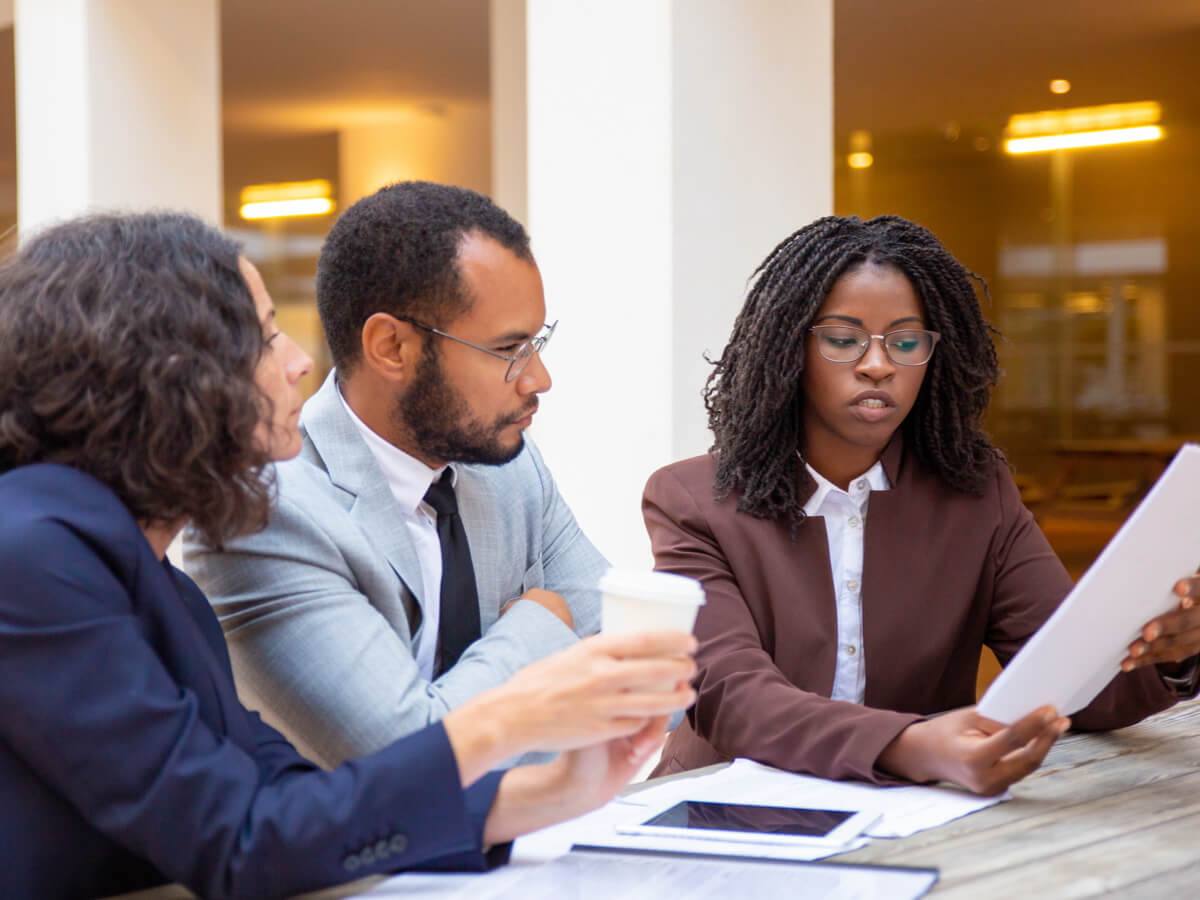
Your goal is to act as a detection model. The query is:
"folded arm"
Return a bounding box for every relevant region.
[185,488,580,767]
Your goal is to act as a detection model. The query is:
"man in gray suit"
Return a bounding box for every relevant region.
[186,182,607,768]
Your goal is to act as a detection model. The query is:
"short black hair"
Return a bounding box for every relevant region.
[316,181,532,373]
[0,211,273,547]
[706,214,1001,526]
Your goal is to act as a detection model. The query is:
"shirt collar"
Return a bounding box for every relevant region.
[802,457,890,517]
[336,384,452,514]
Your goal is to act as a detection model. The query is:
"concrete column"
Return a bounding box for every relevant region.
[14,0,222,235]
[505,0,832,568]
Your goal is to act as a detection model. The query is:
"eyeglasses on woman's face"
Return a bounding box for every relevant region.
[404,319,558,382]
[809,324,940,366]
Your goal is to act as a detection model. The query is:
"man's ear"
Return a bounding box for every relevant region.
[360,313,422,384]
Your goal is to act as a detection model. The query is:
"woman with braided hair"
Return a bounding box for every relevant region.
[644,214,1200,795]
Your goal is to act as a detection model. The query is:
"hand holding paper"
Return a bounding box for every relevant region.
[979,444,1200,724]
[1123,572,1200,671]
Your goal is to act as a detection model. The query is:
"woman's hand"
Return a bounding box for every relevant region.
[443,631,696,785]
[877,705,1069,795]
[1122,574,1200,673]
[482,716,672,845]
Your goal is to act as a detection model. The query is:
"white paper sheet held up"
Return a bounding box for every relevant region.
[978,443,1200,724]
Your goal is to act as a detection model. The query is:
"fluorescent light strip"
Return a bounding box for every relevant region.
[239,198,335,220]
[1005,125,1162,155]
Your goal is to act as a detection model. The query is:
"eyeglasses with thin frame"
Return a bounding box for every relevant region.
[809,324,941,366]
[404,318,557,382]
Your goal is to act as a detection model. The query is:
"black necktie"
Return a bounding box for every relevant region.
[423,470,482,675]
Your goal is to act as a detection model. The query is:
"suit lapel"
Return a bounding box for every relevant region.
[301,373,427,630]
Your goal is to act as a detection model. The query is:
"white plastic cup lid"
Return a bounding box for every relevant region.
[597,569,705,605]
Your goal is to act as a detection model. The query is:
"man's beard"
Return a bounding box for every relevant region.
[395,349,532,466]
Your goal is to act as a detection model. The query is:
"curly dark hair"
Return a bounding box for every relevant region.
[0,211,273,548]
[316,180,532,373]
[706,214,1001,526]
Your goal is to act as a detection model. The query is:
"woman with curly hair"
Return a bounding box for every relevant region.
[0,212,696,899]
[643,214,1200,795]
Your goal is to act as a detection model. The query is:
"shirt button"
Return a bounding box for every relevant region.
[846,645,857,655]
[856,480,867,491]
[848,516,860,528]
[847,580,859,591]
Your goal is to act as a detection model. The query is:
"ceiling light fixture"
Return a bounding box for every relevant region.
[240,179,335,220]
[1006,126,1162,154]
[1004,101,1162,155]
[1049,79,1071,94]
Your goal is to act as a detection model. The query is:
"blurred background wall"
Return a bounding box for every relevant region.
[4,4,1199,680]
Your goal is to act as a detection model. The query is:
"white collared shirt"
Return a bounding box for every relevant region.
[803,460,890,704]
[338,387,448,681]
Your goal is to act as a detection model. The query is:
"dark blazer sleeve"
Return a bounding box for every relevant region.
[983,465,1179,729]
[644,465,921,784]
[0,517,499,900]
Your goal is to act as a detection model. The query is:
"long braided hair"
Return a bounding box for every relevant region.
[705,215,1001,526]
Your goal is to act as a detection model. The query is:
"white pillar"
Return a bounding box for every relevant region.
[510,0,832,568]
[14,0,222,235]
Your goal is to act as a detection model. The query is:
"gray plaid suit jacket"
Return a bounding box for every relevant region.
[185,371,606,767]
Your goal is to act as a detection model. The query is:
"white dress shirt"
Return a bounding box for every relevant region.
[802,459,891,704]
[338,388,448,681]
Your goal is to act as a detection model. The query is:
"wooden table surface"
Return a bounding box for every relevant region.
[115,699,1200,899]
[829,698,1200,897]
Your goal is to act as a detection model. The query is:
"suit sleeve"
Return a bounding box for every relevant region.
[984,465,1179,729]
[643,467,921,784]
[524,439,608,637]
[185,485,579,768]
[0,520,504,900]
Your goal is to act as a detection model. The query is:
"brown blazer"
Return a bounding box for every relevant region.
[644,439,1180,783]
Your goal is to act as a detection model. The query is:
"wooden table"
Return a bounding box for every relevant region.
[830,698,1200,897]
[116,699,1200,899]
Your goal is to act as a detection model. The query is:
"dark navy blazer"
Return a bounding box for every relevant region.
[0,464,505,899]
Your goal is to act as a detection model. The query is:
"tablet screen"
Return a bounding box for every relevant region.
[641,801,854,837]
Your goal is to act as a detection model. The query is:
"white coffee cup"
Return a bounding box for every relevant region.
[599,569,706,635]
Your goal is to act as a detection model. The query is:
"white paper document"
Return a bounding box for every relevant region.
[509,757,1003,866]
[978,443,1200,724]
[359,760,990,897]
[618,759,1005,840]
[361,849,937,900]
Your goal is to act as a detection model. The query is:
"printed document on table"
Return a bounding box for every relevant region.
[617,759,1004,839]
[363,849,938,900]
[978,443,1200,724]
[509,757,1004,866]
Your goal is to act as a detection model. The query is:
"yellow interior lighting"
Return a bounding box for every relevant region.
[1003,101,1162,155]
[847,151,874,169]
[1005,126,1162,154]
[239,179,334,220]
